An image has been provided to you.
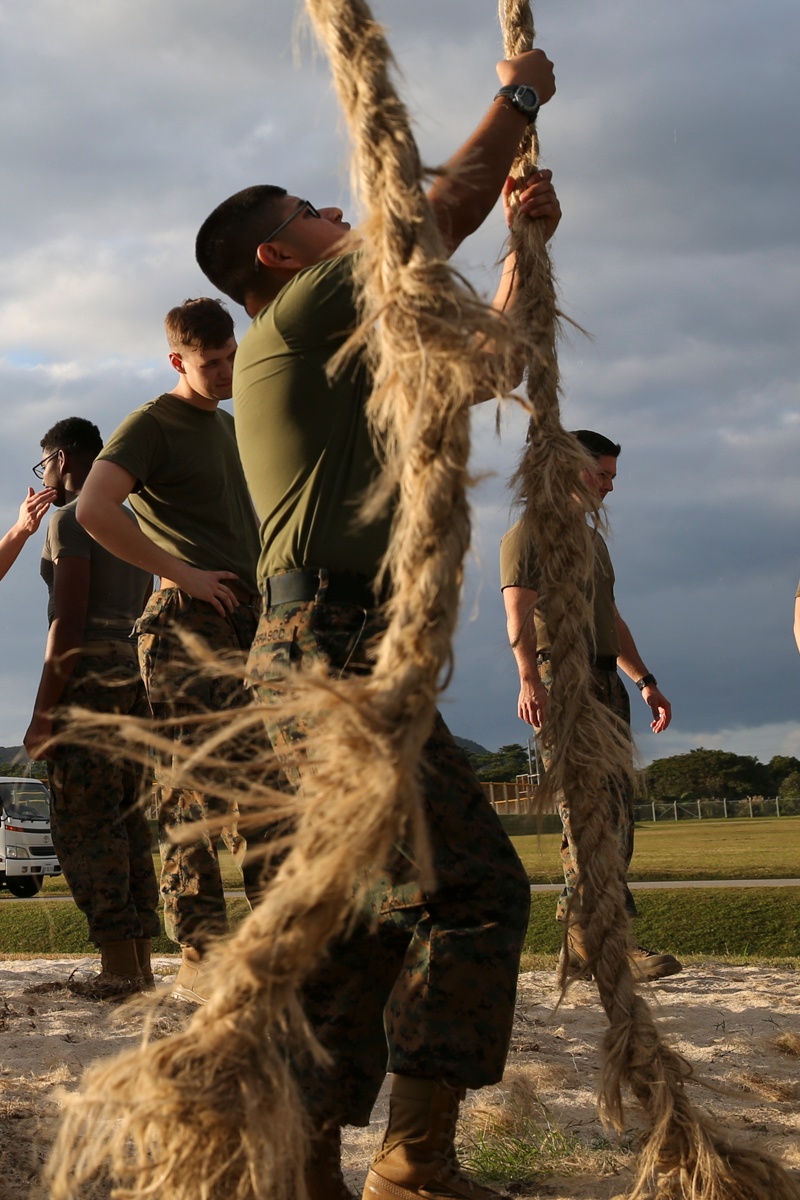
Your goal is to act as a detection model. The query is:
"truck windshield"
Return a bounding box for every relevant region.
[0,782,50,822]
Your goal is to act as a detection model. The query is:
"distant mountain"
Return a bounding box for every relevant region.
[0,746,27,763]
[453,736,490,757]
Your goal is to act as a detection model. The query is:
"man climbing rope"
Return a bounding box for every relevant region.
[195,46,558,1200]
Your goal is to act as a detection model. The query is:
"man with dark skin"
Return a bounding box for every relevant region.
[196,48,559,1200]
[24,418,159,997]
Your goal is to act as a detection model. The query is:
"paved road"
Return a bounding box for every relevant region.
[3,878,799,901]
[530,878,800,892]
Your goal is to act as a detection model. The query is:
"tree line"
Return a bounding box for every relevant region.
[463,741,800,803]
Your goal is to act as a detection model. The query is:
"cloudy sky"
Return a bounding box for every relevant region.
[1,0,798,766]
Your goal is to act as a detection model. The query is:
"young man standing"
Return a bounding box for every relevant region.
[195,49,559,1200]
[24,418,159,998]
[76,299,265,1004]
[500,429,682,980]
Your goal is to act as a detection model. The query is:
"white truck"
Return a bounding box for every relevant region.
[0,776,61,897]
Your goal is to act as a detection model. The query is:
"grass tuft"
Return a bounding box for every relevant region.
[774,1032,800,1057]
[458,1072,633,1185]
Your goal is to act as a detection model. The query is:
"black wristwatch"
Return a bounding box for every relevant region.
[636,673,657,691]
[494,84,540,124]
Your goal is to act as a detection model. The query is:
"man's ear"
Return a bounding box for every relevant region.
[169,351,185,375]
[255,240,300,271]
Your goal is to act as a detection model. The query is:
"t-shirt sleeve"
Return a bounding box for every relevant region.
[97,409,167,491]
[272,253,359,351]
[499,520,541,590]
[48,508,91,561]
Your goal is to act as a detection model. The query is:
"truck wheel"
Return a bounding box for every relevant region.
[6,877,43,898]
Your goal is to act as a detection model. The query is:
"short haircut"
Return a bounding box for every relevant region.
[195,185,288,307]
[572,429,621,459]
[164,298,235,353]
[40,417,102,459]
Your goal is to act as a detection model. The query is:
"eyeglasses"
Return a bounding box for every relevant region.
[254,200,321,270]
[32,449,61,480]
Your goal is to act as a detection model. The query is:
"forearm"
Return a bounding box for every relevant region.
[0,525,30,581]
[503,585,549,726]
[793,597,800,654]
[77,494,186,585]
[429,101,529,254]
[31,618,84,717]
[507,616,540,688]
[615,613,650,682]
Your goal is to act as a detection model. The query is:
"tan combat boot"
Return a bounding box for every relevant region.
[560,923,683,982]
[69,939,145,1000]
[306,1124,356,1200]
[627,943,683,980]
[134,937,155,990]
[559,923,592,980]
[170,945,213,1005]
[363,1075,501,1199]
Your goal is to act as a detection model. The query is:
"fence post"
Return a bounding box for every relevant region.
[723,798,728,819]
[748,796,753,818]
[673,801,678,821]
[775,795,781,817]
[651,801,656,823]
[697,799,702,819]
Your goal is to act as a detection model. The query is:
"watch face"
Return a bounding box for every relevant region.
[515,86,538,112]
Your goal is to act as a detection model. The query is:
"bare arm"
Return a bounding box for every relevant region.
[0,488,56,581]
[76,460,241,617]
[428,49,555,255]
[502,584,549,727]
[615,607,671,733]
[793,596,800,654]
[24,555,90,759]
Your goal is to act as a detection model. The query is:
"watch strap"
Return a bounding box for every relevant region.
[636,673,657,691]
[494,84,540,123]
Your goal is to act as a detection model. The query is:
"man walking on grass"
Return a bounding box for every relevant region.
[500,428,682,981]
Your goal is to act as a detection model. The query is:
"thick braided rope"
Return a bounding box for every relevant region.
[46,4,525,1199]
[499,5,799,1198]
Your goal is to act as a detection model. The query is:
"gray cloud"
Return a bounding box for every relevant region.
[0,0,798,771]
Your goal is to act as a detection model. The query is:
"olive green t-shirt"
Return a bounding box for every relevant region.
[499,519,621,658]
[233,253,391,588]
[98,394,259,594]
[42,499,151,641]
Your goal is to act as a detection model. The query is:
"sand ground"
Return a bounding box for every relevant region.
[0,955,797,1199]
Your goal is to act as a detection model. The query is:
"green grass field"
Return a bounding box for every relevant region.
[34,815,800,897]
[7,816,798,961]
[3,890,798,962]
[512,815,800,883]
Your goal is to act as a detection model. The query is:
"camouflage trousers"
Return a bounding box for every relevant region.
[48,643,160,946]
[537,658,637,923]
[136,588,270,949]
[248,592,531,1126]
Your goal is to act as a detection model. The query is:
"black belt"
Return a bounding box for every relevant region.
[537,650,618,672]
[265,569,380,609]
